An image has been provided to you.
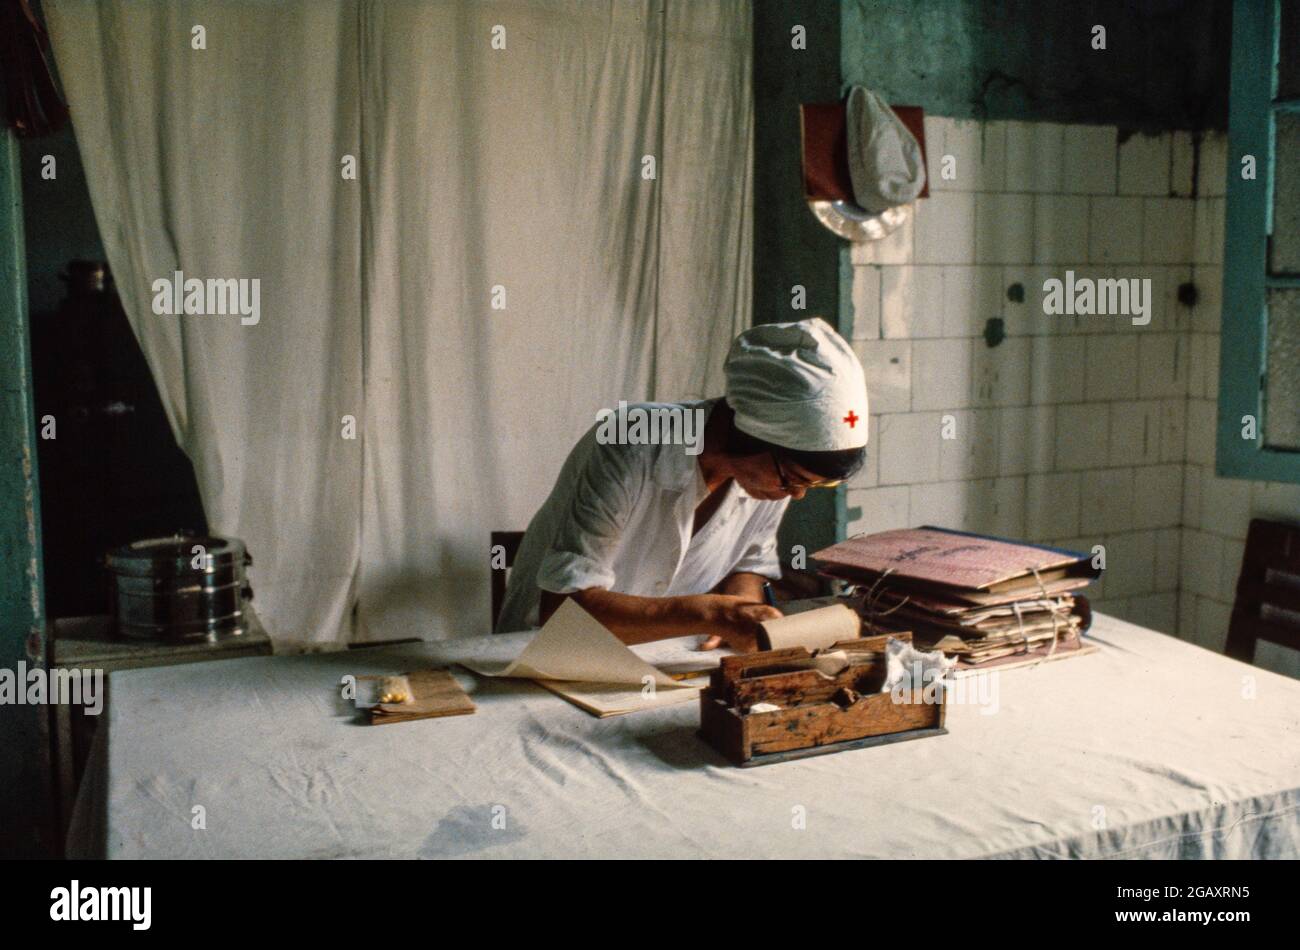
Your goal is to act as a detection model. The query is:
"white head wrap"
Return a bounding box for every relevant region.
[846,86,926,214]
[724,318,869,452]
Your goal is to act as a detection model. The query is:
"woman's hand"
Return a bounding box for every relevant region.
[684,594,783,652]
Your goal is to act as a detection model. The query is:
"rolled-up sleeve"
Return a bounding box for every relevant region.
[535,436,646,594]
[728,500,787,580]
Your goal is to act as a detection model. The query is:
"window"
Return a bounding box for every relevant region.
[1220,0,1300,481]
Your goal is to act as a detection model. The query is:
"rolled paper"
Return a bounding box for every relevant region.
[811,650,851,676]
[759,604,860,652]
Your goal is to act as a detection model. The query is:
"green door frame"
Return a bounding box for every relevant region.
[753,1,848,561]
[0,128,51,857]
[1218,0,1300,482]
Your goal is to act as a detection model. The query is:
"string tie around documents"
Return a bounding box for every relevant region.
[859,567,907,634]
[1014,566,1069,667]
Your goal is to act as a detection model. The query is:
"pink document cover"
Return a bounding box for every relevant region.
[813,527,1094,592]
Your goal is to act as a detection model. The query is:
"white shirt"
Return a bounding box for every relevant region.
[496,399,788,633]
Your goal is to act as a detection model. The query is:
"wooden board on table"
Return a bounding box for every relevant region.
[363,669,475,724]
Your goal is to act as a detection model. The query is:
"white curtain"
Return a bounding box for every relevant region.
[46,0,751,646]
[45,1,366,647]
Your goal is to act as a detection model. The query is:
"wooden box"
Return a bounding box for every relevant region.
[698,632,946,767]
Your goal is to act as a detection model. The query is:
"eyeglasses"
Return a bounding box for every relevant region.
[771,452,842,491]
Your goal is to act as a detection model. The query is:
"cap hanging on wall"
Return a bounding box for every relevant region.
[800,89,928,242]
[846,86,926,212]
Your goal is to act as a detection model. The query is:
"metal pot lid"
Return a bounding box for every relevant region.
[807,199,909,243]
[106,535,248,577]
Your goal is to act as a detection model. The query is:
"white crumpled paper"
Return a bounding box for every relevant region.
[881,637,954,694]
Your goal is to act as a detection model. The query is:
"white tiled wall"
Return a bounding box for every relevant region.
[845,119,1298,678]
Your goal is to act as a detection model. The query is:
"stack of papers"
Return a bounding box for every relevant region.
[813,526,1100,670]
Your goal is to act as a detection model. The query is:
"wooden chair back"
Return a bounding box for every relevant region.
[490,531,525,632]
[1226,518,1300,662]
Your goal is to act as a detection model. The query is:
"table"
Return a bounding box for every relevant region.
[47,611,272,853]
[67,613,1300,859]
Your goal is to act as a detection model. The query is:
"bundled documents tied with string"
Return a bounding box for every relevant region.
[812,527,1102,673]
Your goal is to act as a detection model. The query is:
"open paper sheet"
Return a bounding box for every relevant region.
[460,599,701,717]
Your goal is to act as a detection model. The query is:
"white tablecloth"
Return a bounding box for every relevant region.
[68,613,1300,859]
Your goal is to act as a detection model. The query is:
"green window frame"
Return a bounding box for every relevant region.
[1219,0,1300,482]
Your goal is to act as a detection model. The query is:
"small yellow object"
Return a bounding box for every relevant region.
[378,676,412,704]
